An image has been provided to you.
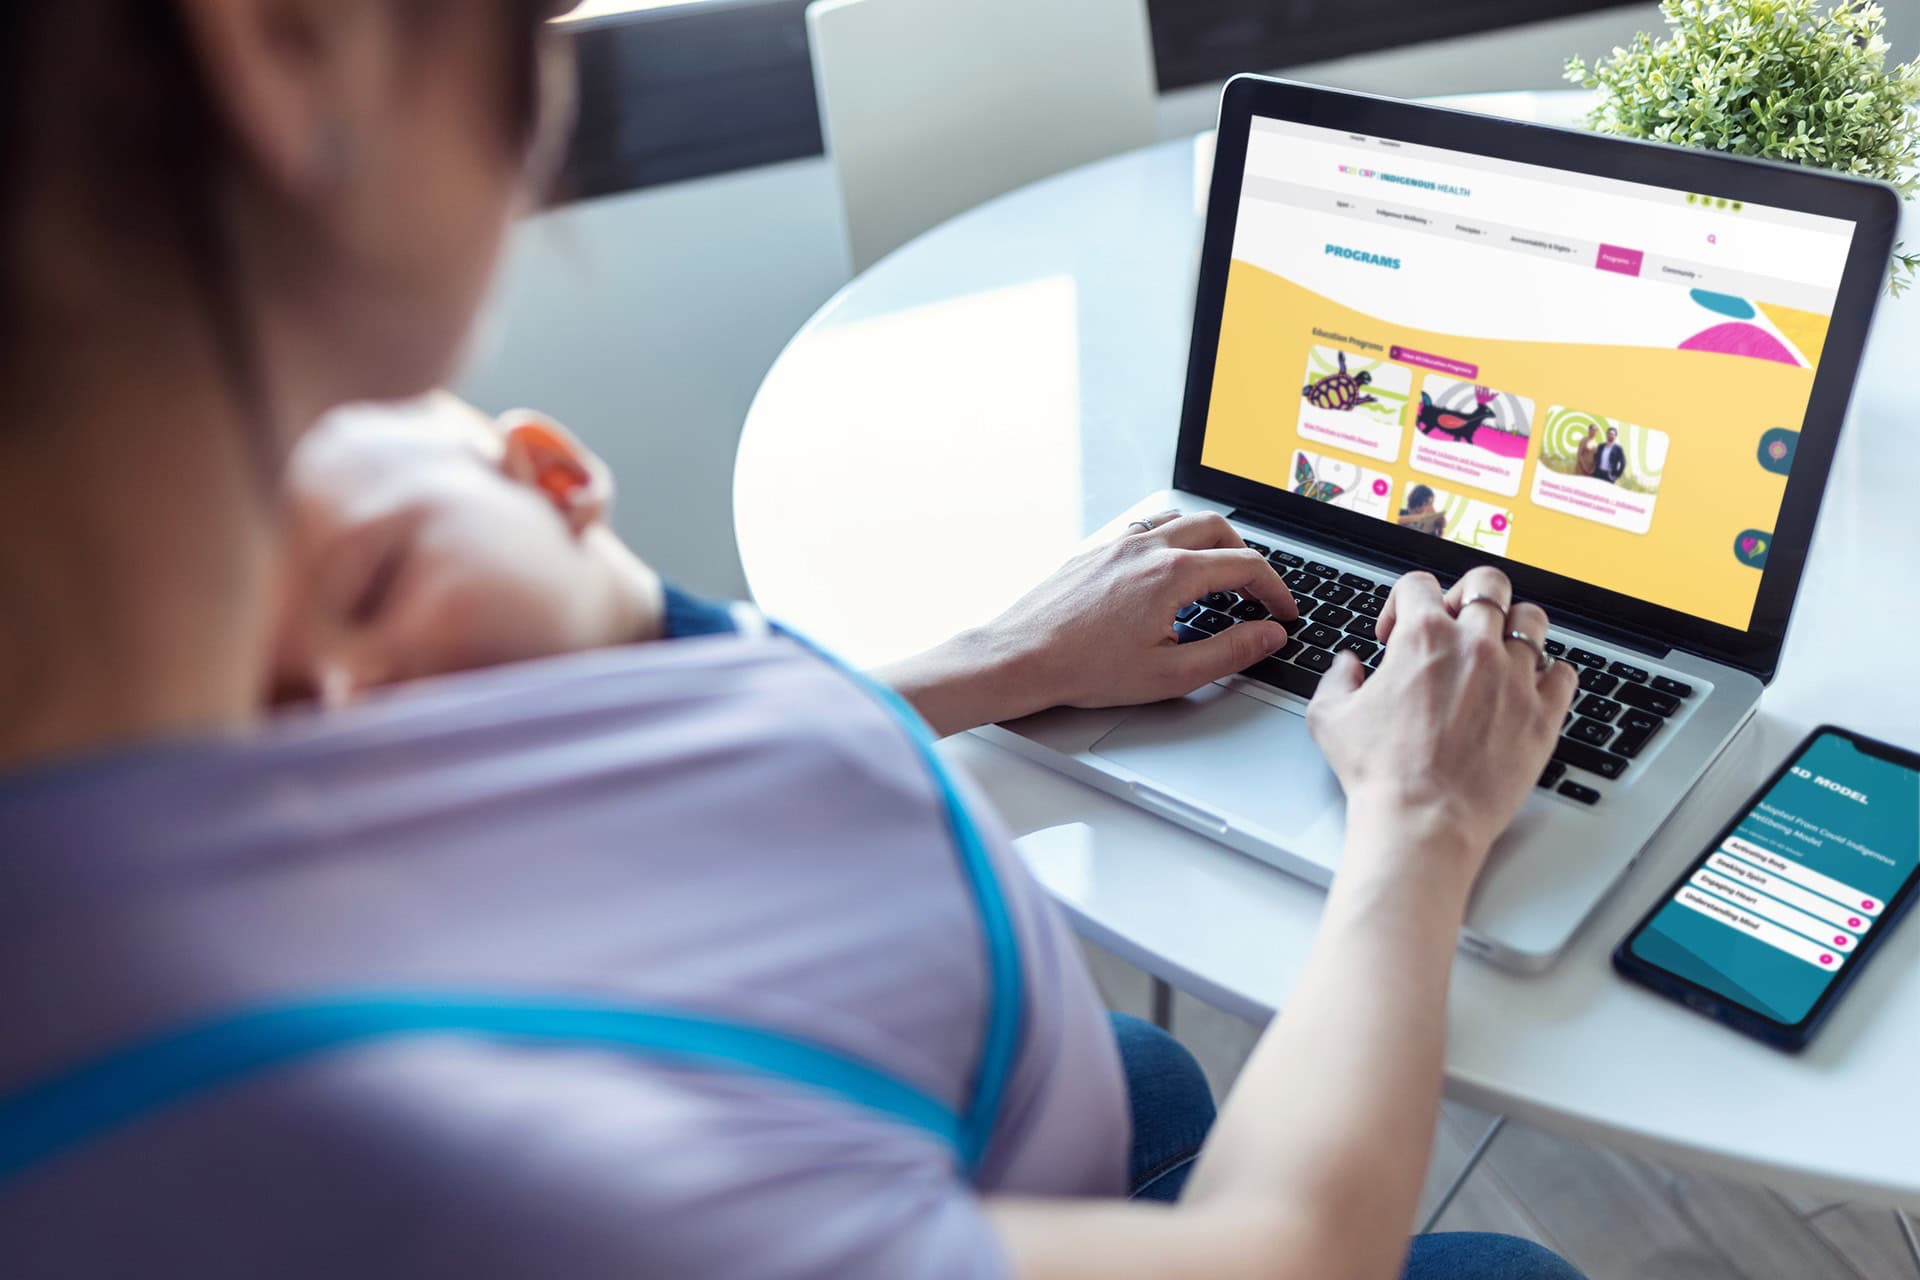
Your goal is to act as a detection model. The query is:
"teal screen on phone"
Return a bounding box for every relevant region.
[1627,732,1920,1026]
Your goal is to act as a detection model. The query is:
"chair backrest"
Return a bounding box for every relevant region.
[806,0,1159,273]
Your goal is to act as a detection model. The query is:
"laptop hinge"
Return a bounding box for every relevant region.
[1228,506,1674,661]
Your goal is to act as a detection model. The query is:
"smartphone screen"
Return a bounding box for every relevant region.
[1619,728,1920,1041]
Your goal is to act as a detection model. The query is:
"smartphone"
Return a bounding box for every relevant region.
[1614,725,1920,1052]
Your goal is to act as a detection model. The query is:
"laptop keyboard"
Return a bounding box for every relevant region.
[1174,536,1701,808]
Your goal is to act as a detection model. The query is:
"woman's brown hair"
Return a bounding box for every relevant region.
[0,2,563,468]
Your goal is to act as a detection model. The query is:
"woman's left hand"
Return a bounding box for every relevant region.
[878,512,1300,737]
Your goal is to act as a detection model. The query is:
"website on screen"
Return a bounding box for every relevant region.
[1199,117,1856,630]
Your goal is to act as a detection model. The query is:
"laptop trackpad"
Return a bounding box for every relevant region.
[1089,684,1344,841]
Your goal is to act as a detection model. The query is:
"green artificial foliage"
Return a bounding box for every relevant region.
[1567,0,1920,294]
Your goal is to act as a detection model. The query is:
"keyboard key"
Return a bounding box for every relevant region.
[1299,623,1342,648]
[1567,717,1615,747]
[1345,616,1378,643]
[1173,623,1208,645]
[1275,637,1305,662]
[1543,639,1566,657]
[1312,581,1356,605]
[1557,780,1602,805]
[1242,539,1271,556]
[1191,609,1234,635]
[1565,647,1608,669]
[1607,661,1649,684]
[1615,684,1679,718]
[1371,581,1391,598]
[1364,647,1382,669]
[1609,720,1658,759]
[1575,693,1622,723]
[1338,572,1376,591]
[1268,549,1305,569]
[1349,594,1382,618]
[1577,668,1620,696]
[1284,570,1321,594]
[1176,602,1205,623]
[1618,709,1660,736]
[1229,599,1270,621]
[1296,646,1335,673]
[1651,675,1693,699]
[1333,635,1379,662]
[1245,657,1321,699]
[1553,738,1627,779]
[1538,760,1566,789]
[1311,603,1354,629]
[1200,591,1235,610]
[1305,560,1339,578]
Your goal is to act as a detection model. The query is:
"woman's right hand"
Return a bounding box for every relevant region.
[1305,566,1578,888]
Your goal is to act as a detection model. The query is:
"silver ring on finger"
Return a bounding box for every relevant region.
[1458,591,1509,622]
[1127,517,1158,534]
[1504,628,1551,673]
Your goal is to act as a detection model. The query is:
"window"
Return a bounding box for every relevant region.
[557,0,1640,199]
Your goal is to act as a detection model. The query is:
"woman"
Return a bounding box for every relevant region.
[0,4,1583,1277]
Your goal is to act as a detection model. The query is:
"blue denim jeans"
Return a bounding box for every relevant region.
[1109,1013,1584,1280]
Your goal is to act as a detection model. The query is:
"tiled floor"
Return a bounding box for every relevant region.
[1081,943,1918,1280]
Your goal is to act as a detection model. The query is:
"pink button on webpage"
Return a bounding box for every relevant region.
[1595,243,1644,276]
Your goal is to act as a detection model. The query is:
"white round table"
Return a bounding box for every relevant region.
[734,92,1920,1207]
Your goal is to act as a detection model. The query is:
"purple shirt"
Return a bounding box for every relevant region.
[0,636,1126,1276]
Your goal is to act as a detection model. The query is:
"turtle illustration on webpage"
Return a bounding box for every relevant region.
[1302,352,1377,411]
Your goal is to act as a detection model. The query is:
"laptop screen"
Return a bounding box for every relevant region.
[1195,115,1858,633]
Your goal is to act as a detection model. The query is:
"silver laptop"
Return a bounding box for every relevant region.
[982,77,1898,972]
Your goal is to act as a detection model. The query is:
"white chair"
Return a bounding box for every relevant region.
[806,0,1159,273]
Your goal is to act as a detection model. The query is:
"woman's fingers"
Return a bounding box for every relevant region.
[1166,619,1291,689]
[1445,565,1516,639]
[1375,570,1445,645]
[1149,511,1242,550]
[1505,601,1552,674]
[1124,509,1186,538]
[1309,651,1366,715]
[1539,653,1580,713]
[1175,548,1300,622]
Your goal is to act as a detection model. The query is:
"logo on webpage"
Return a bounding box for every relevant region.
[1337,164,1471,198]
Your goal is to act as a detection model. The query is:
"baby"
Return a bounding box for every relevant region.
[271,394,669,706]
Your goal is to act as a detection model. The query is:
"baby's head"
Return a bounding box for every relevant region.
[271,395,659,706]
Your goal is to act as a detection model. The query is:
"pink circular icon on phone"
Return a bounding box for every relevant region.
[1372,478,1390,496]
[1863,899,1877,910]
[1849,917,1863,928]
[1834,935,1848,946]
[1820,954,1834,965]
[1490,514,1509,532]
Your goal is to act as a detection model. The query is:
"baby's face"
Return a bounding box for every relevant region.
[271,398,644,706]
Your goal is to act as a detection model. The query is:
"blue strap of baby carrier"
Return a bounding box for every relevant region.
[0,996,966,1186]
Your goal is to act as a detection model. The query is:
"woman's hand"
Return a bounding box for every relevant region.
[879,511,1299,737]
[1306,565,1578,884]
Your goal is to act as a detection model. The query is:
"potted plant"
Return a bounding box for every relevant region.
[1567,0,1920,293]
